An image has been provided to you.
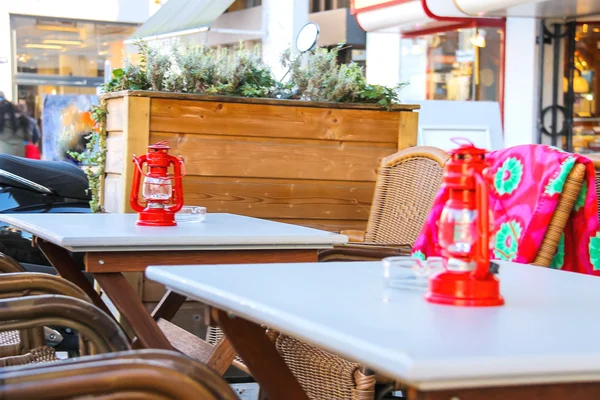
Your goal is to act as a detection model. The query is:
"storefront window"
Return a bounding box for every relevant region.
[401,26,503,102]
[569,22,599,153]
[11,15,137,117]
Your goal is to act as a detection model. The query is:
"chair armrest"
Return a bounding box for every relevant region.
[0,253,25,273]
[340,230,366,243]
[2,349,239,400]
[0,352,238,400]
[0,273,92,357]
[318,243,412,262]
[0,295,130,356]
[0,273,90,302]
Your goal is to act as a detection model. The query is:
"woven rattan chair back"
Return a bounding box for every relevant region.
[364,146,449,245]
[275,335,375,400]
[531,162,586,267]
[584,153,600,222]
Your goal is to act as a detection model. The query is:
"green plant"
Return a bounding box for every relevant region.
[280,44,407,109]
[67,101,108,213]
[102,42,406,108]
[78,41,407,211]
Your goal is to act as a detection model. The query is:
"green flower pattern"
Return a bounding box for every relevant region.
[590,232,600,271]
[547,145,565,153]
[544,156,576,196]
[493,220,522,262]
[494,157,524,195]
[574,181,588,212]
[550,233,565,269]
[411,250,426,261]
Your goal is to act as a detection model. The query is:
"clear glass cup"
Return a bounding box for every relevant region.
[382,256,447,302]
[175,206,206,223]
[424,257,446,277]
[382,257,424,302]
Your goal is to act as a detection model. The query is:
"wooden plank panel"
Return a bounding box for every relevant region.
[105,131,124,174]
[151,98,400,143]
[182,176,374,220]
[107,90,420,111]
[272,219,367,233]
[121,97,151,213]
[398,111,419,150]
[150,132,394,182]
[106,97,125,132]
[103,173,122,214]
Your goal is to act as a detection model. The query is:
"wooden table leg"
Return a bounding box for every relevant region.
[151,290,187,321]
[205,336,237,375]
[216,309,309,400]
[35,239,112,317]
[95,273,173,350]
[132,290,187,349]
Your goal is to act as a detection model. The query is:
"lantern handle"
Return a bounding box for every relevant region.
[133,154,186,180]
[450,137,475,147]
[130,154,147,213]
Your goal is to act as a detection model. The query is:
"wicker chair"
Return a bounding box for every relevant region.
[205,147,449,399]
[0,293,128,367]
[531,161,586,267]
[583,153,600,222]
[287,148,588,399]
[0,349,238,399]
[317,146,587,267]
[0,253,26,274]
[319,146,449,262]
[0,272,92,362]
[0,254,28,355]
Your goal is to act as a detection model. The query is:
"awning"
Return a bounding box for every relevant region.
[351,0,499,33]
[129,0,235,42]
[354,1,432,32]
[455,0,600,19]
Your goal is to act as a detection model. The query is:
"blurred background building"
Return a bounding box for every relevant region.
[1,0,599,152]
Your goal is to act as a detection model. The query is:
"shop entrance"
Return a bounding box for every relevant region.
[538,20,600,153]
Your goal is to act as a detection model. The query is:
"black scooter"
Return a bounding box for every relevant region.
[0,153,92,353]
[0,153,91,271]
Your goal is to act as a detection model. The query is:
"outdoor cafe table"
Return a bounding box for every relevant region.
[146,260,600,400]
[0,213,346,351]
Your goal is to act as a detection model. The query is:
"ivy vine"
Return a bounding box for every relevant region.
[67,100,107,213]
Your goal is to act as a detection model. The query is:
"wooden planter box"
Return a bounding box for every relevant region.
[103,91,419,233]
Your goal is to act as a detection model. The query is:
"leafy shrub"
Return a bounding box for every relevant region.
[103,42,406,109]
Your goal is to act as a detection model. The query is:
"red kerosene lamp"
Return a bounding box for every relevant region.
[425,139,504,307]
[130,141,185,226]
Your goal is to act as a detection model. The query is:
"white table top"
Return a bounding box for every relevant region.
[0,213,347,252]
[146,261,600,390]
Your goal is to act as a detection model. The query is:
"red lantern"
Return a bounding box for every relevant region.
[425,139,504,307]
[130,141,185,226]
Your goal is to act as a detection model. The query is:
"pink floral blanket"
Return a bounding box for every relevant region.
[412,145,600,275]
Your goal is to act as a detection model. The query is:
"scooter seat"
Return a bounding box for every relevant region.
[0,154,90,200]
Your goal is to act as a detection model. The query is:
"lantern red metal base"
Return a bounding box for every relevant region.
[425,270,504,307]
[136,208,177,227]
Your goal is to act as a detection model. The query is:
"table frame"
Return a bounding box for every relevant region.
[210,304,600,400]
[35,238,318,351]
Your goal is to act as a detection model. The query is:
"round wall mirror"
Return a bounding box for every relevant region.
[296,22,320,53]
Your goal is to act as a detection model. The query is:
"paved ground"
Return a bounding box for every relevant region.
[231,383,260,400]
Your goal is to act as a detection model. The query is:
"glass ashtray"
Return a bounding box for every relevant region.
[175,206,206,223]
